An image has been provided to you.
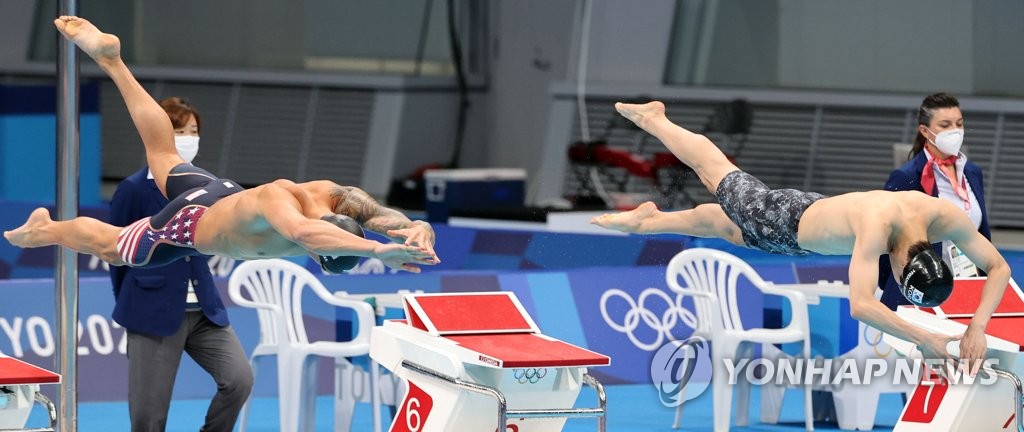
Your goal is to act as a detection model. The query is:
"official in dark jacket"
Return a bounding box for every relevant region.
[109,167,229,334]
[879,93,990,309]
[109,97,252,432]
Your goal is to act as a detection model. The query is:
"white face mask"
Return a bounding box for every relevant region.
[926,128,964,156]
[174,135,200,164]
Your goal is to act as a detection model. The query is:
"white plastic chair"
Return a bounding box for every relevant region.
[666,248,813,432]
[228,259,382,432]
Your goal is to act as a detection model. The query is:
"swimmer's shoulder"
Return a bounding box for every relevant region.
[862,190,947,224]
[847,190,928,205]
[815,190,879,205]
[884,189,951,211]
[822,191,902,217]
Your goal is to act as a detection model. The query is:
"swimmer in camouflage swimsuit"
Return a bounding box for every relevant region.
[592,101,1009,373]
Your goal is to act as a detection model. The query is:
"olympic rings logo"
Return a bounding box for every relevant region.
[513,368,548,384]
[862,324,894,357]
[600,287,699,351]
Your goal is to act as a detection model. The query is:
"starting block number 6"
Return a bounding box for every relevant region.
[395,383,433,432]
[395,383,522,432]
[405,398,422,431]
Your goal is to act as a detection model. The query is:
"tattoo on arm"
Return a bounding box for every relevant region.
[333,186,415,234]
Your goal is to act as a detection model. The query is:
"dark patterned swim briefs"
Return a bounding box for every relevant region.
[714,170,826,256]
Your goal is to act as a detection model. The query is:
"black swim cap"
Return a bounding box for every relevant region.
[900,247,953,307]
[319,214,364,274]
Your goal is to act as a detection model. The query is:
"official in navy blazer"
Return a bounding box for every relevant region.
[109,97,251,432]
[109,168,228,332]
[879,93,991,310]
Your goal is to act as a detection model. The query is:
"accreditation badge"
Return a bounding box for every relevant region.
[943,241,979,278]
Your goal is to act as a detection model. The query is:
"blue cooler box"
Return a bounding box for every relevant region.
[424,168,526,222]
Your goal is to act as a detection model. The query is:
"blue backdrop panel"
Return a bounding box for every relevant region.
[0,278,217,402]
[0,207,692,280]
[0,84,102,205]
[10,252,1024,402]
[568,266,680,384]
[5,219,1024,404]
[523,232,650,268]
[0,201,114,280]
[526,272,587,347]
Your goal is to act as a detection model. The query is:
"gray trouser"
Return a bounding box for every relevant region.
[127,311,254,432]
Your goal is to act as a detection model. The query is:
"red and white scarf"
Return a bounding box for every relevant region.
[921,149,970,210]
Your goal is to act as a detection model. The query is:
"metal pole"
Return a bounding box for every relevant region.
[55,2,80,432]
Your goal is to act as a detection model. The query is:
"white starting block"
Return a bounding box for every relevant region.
[370,292,611,432]
[0,355,60,431]
[883,278,1024,432]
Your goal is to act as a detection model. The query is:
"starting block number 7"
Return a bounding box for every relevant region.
[901,377,949,424]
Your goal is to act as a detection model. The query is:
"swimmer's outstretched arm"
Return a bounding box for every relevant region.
[259,185,437,273]
[590,202,745,246]
[332,186,438,259]
[939,207,1011,374]
[847,231,958,364]
[4,208,126,265]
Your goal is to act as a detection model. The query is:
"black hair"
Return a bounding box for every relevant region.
[905,240,932,265]
[158,96,201,134]
[909,93,960,160]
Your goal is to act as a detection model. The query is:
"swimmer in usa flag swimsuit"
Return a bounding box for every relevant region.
[5,16,439,274]
[116,165,243,267]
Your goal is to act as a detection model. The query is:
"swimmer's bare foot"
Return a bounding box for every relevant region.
[53,16,121,65]
[4,208,55,248]
[615,101,666,130]
[590,201,658,233]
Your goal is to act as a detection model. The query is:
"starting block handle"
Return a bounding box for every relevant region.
[944,343,1024,432]
[988,365,1024,432]
[943,312,1024,319]
[946,341,960,358]
[399,360,608,432]
[584,373,608,432]
[400,360,509,430]
[2,388,58,432]
[29,391,58,432]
